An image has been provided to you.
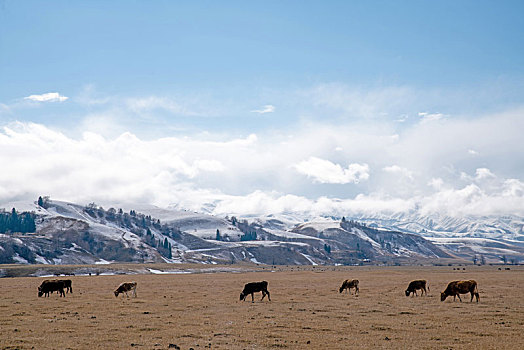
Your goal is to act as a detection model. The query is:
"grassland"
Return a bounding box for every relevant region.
[0,265,522,349]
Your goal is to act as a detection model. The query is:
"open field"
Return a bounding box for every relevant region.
[0,265,523,349]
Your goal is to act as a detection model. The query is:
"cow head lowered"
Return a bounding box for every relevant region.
[240,281,270,302]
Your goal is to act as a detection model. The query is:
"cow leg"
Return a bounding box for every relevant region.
[133,287,137,298]
[261,291,266,301]
[355,287,359,296]
[422,287,427,296]
[457,294,462,302]
[251,293,255,303]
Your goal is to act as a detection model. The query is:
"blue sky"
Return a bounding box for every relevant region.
[1,1,523,216]
[2,1,523,103]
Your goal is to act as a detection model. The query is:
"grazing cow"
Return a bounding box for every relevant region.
[38,280,65,297]
[405,280,429,297]
[114,282,137,298]
[44,279,72,295]
[62,279,73,293]
[240,281,270,302]
[440,280,480,303]
[339,279,359,296]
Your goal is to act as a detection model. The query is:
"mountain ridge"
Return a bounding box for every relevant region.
[0,199,522,265]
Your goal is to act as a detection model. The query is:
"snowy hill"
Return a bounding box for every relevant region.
[0,199,522,265]
[325,211,524,264]
[350,211,524,240]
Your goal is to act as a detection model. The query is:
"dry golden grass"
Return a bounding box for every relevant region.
[0,265,522,349]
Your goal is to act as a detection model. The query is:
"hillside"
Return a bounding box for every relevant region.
[0,199,464,266]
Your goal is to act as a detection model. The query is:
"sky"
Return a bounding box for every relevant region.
[1,1,523,217]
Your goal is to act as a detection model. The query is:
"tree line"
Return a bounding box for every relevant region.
[0,208,36,234]
[83,203,175,259]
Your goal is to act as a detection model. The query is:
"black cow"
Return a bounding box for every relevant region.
[42,279,72,295]
[240,281,270,302]
[62,279,73,293]
[38,280,65,297]
[405,280,428,297]
[441,280,480,302]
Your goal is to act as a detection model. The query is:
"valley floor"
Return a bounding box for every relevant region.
[0,265,522,349]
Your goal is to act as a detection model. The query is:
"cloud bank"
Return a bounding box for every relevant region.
[1,104,523,218]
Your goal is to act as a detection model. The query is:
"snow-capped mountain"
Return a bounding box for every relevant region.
[0,199,522,265]
[349,211,524,239]
[343,211,524,264]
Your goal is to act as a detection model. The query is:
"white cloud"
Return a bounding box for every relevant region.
[460,168,497,183]
[294,157,369,184]
[395,115,409,122]
[0,122,227,206]
[0,103,523,218]
[382,165,414,180]
[125,96,199,116]
[418,112,445,123]
[251,105,275,114]
[24,92,69,102]
[475,168,496,180]
[502,179,524,197]
[428,178,444,190]
[193,159,226,173]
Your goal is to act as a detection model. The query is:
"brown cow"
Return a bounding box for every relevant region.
[114,282,137,298]
[440,280,479,302]
[405,280,428,297]
[339,279,359,296]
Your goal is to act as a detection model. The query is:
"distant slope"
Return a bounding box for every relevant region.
[2,199,522,265]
